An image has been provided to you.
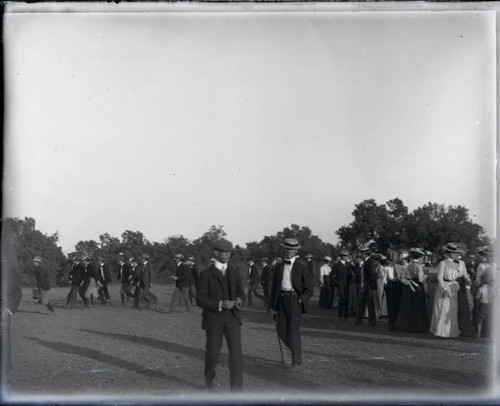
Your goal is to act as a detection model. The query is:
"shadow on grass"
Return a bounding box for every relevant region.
[304,349,490,389]
[77,329,321,390]
[24,337,204,390]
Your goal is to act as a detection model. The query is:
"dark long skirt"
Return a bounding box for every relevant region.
[318,276,332,308]
[457,277,474,337]
[393,279,428,333]
[385,280,402,331]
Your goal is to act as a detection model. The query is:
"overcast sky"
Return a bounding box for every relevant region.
[3,4,497,253]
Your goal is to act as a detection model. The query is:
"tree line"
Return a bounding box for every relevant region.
[1,198,491,287]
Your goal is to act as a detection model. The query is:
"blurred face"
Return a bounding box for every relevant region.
[284,248,299,260]
[214,249,231,264]
[448,252,459,260]
[32,261,40,267]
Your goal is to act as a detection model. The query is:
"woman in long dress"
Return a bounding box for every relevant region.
[393,248,428,332]
[429,243,471,338]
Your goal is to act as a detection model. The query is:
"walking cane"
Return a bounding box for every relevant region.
[273,312,285,364]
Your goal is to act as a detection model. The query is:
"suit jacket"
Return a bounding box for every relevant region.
[140,262,153,287]
[97,264,112,284]
[363,257,379,290]
[118,262,132,283]
[34,265,50,291]
[71,262,85,286]
[260,264,273,288]
[196,264,244,330]
[248,264,260,285]
[332,260,353,290]
[175,262,192,288]
[269,260,314,313]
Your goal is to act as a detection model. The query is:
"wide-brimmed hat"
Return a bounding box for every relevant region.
[261,257,269,262]
[371,253,382,261]
[339,250,350,257]
[281,238,301,250]
[443,243,461,253]
[141,253,150,260]
[410,247,425,257]
[209,257,216,263]
[324,256,332,262]
[213,239,234,252]
[304,253,314,258]
[173,253,184,260]
[32,255,42,263]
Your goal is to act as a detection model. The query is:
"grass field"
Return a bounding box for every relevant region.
[2,284,495,404]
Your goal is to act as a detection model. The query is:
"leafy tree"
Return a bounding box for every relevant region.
[1,217,66,287]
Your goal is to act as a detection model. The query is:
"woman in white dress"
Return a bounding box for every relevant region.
[429,243,471,338]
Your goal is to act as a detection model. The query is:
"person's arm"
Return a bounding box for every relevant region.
[195,269,220,311]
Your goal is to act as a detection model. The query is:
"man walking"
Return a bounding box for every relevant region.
[169,254,192,313]
[260,257,273,309]
[96,256,112,306]
[32,255,55,313]
[196,239,244,391]
[269,238,313,367]
[332,250,353,321]
[139,253,158,311]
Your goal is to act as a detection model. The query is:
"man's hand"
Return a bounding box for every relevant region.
[272,310,278,323]
[234,297,242,309]
[221,300,235,310]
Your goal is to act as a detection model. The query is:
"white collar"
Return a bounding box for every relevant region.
[215,260,227,271]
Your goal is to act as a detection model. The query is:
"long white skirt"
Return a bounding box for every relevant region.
[429,281,459,338]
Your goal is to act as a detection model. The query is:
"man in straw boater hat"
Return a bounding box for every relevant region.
[269,238,313,367]
[353,245,378,326]
[31,255,55,313]
[196,239,244,391]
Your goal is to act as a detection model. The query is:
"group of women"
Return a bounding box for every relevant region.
[373,242,495,338]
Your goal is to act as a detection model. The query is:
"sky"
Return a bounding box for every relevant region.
[3,3,497,254]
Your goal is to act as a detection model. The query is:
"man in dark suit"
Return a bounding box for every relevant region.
[354,246,379,326]
[196,239,244,391]
[117,257,133,305]
[139,253,157,311]
[269,238,314,367]
[246,257,261,306]
[32,255,55,313]
[304,253,315,295]
[169,254,192,313]
[260,257,273,309]
[332,250,353,321]
[96,257,112,306]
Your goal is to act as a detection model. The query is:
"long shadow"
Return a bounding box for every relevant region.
[304,349,490,390]
[16,309,50,316]
[78,329,320,390]
[299,328,492,355]
[24,337,204,390]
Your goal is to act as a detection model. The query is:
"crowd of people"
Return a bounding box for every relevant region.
[2,238,495,390]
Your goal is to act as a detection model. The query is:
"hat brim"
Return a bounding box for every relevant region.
[281,243,301,250]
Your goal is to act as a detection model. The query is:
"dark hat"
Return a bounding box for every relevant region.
[261,257,269,262]
[409,248,425,257]
[174,253,184,260]
[443,243,461,253]
[97,256,104,262]
[213,239,234,252]
[141,253,150,260]
[359,245,371,253]
[304,253,314,259]
[247,257,255,262]
[324,256,332,262]
[281,238,301,250]
[339,250,350,257]
[32,255,42,263]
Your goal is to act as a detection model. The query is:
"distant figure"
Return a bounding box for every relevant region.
[117,257,133,305]
[139,253,158,311]
[186,257,199,305]
[1,258,23,377]
[304,253,315,294]
[332,250,352,321]
[169,254,192,313]
[354,247,378,326]
[31,255,55,313]
[82,256,98,308]
[318,256,332,309]
[246,257,260,306]
[196,239,244,391]
[270,238,314,367]
[65,254,84,307]
[96,257,112,306]
[260,257,273,309]
[475,268,494,338]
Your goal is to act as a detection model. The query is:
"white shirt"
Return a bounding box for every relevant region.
[281,257,296,291]
[215,260,227,276]
[319,264,331,286]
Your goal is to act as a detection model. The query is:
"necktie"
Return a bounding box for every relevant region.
[285,260,292,265]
